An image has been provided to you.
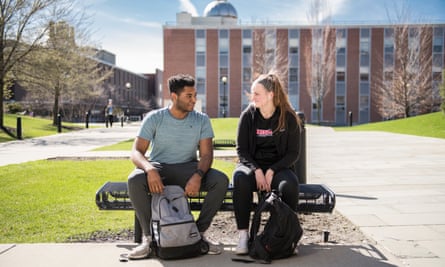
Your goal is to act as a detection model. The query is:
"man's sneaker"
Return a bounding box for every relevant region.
[235,231,249,255]
[128,236,151,260]
[201,234,223,255]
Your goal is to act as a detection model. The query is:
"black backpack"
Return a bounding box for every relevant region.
[248,191,303,263]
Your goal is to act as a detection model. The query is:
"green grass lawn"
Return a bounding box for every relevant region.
[0,114,82,142]
[3,111,444,144]
[1,111,444,243]
[0,159,235,243]
[335,111,445,139]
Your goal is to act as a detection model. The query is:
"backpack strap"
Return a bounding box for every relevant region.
[249,192,272,242]
[248,192,280,263]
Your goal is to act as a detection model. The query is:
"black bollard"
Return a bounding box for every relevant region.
[295,112,307,184]
[348,111,353,126]
[17,117,23,140]
[57,114,62,133]
[121,116,124,127]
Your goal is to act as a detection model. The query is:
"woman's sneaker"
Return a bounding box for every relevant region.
[128,236,151,260]
[235,231,249,255]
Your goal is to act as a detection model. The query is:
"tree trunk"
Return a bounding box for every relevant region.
[317,98,322,125]
[0,78,4,129]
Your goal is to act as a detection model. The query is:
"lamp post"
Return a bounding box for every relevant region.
[125,82,131,117]
[221,76,227,118]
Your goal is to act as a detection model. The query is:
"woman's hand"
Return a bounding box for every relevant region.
[264,169,274,192]
[254,169,269,192]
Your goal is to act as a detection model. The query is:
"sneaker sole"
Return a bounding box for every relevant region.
[235,249,248,255]
[128,252,150,260]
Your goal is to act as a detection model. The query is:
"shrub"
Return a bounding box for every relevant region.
[6,102,24,114]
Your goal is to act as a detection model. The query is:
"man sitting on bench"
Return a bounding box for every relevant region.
[127,74,229,260]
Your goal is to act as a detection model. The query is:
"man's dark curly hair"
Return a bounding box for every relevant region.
[168,74,195,94]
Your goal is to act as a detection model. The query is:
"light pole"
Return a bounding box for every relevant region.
[221,76,227,118]
[125,82,131,117]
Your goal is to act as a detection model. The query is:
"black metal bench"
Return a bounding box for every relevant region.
[96,181,336,243]
[212,139,237,148]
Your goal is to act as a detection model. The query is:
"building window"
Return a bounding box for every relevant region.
[242,29,253,110]
[334,28,347,125]
[242,29,252,38]
[219,30,230,117]
[196,52,205,67]
[336,54,346,69]
[195,29,206,112]
[360,73,369,81]
[336,71,345,82]
[359,28,371,123]
[243,68,251,82]
[432,27,444,73]
[288,28,300,110]
[289,68,298,82]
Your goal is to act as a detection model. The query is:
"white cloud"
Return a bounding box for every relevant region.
[119,17,162,29]
[178,0,198,16]
[100,29,163,73]
[237,0,349,25]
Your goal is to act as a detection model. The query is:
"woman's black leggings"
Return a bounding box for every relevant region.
[232,166,299,229]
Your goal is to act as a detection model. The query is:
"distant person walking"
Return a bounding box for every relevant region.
[105,99,114,127]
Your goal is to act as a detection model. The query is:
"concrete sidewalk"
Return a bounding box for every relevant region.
[0,123,140,166]
[0,243,401,267]
[306,127,445,267]
[1,124,444,266]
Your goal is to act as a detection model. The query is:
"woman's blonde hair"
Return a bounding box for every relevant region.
[254,73,300,133]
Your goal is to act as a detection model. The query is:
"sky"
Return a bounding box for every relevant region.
[78,0,445,74]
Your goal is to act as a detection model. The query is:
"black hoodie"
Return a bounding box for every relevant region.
[236,104,301,173]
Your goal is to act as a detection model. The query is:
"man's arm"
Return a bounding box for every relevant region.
[130,137,164,193]
[197,137,213,173]
[184,137,213,196]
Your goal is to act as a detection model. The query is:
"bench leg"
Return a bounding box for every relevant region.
[134,213,142,243]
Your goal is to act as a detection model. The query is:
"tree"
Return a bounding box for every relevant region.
[250,27,289,104]
[375,25,433,119]
[374,2,434,119]
[0,0,75,135]
[14,20,113,125]
[305,0,336,124]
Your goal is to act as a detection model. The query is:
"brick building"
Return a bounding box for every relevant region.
[162,0,444,125]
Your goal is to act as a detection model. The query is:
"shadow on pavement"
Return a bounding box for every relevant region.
[113,243,398,267]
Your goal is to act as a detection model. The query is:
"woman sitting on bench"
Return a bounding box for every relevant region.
[232,73,302,255]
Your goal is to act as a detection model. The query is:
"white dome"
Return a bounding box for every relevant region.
[203,0,238,18]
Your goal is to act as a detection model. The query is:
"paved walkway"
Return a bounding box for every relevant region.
[307,127,445,267]
[1,123,444,266]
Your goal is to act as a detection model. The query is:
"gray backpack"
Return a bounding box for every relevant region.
[151,185,209,259]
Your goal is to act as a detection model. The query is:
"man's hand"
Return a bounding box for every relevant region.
[147,169,164,194]
[184,174,201,197]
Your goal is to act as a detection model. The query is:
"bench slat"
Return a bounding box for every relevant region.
[96,182,336,213]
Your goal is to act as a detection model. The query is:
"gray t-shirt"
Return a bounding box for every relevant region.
[137,107,214,164]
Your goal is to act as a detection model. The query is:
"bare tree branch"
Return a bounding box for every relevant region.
[304,0,336,124]
[374,1,435,119]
